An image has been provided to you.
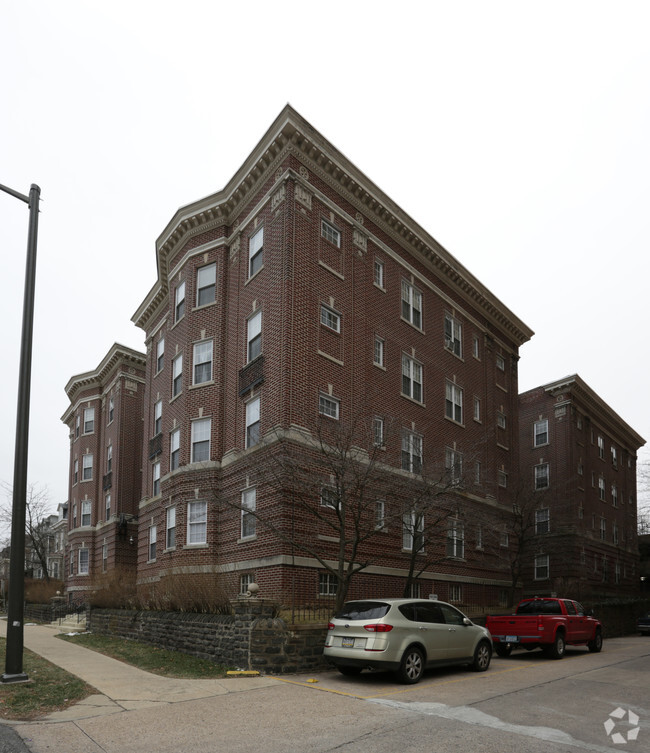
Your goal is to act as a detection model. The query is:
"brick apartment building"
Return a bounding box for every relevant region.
[62,344,145,602]
[519,375,645,599]
[61,106,643,611]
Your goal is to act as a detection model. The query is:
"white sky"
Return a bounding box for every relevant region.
[1,0,649,516]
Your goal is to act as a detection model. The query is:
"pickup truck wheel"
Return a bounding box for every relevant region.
[495,644,512,658]
[588,630,603,653]
[472,640,492,671]
[545,633,566,659]
[397,646,424,684]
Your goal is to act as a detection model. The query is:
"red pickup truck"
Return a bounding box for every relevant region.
[486,597,603,659]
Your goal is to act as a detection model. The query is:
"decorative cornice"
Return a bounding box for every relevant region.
[132,105,534,345]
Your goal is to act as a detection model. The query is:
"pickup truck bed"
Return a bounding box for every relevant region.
[486,598,603,659]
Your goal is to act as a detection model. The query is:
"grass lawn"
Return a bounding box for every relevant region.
[0,632,232,721]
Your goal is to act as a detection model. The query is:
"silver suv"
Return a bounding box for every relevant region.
[324,598,492,684]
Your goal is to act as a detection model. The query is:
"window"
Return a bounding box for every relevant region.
[445,448,463,484]
[154,400,162,435]
[83,407,95,434]
[401,432,422,473]
[473,396,481,422]
[401,280,422,328]
[472,335,480,359]
[373,416,384,447]
[166,506,176,549]
[321,219,340,247]
[611,484,618,507]
[611,446,618,468]
[73,459,78,485]
[187,500,207,545]
[402,355,423,402]
[78,549,89,575]
[246,397,261,447]
[193,340,213,385]
[447,519,464,558]
[496,354,505,371]
[535,463,549,490]
[374,336,385,367]
[375,500,385,530]
[156,337,165,373]
[476,524,483,549]
[247,310,262,362]
[106,443,112,473]
[403,511,424,552]
[474,461,481,484]
[75,414,80,438]
[152,461,161,496]
[72,503,77,527]
[500,529,509,547]
[534,554,549,580]
[319,393,340,420]
[535,508,550,534]
[445,381,463,423]
[81,500,91,527]
[597,435,604,459]
[241,488,256,539]
[105,493,111,521]
[240,573,255,595]
[82,454,93,481]
[172,353,183,397]
[496,412,506,430]
[613,523,619,545]
[102,542,108,573]
[108,397,114,423]
[599,518,607,540]
[320,486,338,510]
[319,573,338,596]
[149,525,157,561]
[170,428,180,471]
[444,313,462,357]
[374,258,384,288]
[449,584,462,603]
[249,226,264,277]
[196,263,216,306]
[191,418,211,462]
[598,476,606,501]
[320,304,340,333]
[498,470,508,488]
[534,419,548,447]
[175,280,186,323]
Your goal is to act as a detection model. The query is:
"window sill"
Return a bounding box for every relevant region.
[237,535,257,544]
[183,543,208,550]
[189,380,214,390]
[245,266,264,285]
[192,301,217,313]
[400,393,425,408]
[318,260,344,279]
[373,362,387,371]
[373,283,386,293]
[400,316,424,334]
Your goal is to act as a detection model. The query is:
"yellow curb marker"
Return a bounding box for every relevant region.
[226,670,260,677]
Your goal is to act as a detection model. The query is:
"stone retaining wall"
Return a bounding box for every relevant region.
[87,598,329,674]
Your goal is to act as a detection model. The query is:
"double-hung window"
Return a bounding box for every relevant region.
[374,258,384,288]
[166,506,176,549]
[106,443,112,473]
[170,428,180,471]
[191,418,211,462]
[175,281,186,323]
[320,486,338,510]
[152,461,161,496]
[149,525,157,561]
[81,500,91,527]
[321,219,341,247]
[535,463,550,490]
[241,488,256,539]
[108,397,114,423]
[83,407,95,434]
[535,508,550,534]
[249,226,264,277]
[156,337,165,372]
[534,419,548,447]
[373,416,384,447]
[444,313,462,356]
[319,393,340,420]
[246,396,261,447]
[445,381,463,423]
[445,448,463,484]
[402,354,422,402]
[320,304,340,333]
[193,340,213,385]
[172,353,183,397]
[374,336,385,367]
[247,310,262,362]
[401,280,422,329]
[196,263,216,306]
[78,549,89,575]
[534,554,549,580]
[154,400,162,435]
[447,519,464,558]
[82,454,93,481]
[401,432,422,473]
[402,511,424,552]
[187,500,207,545]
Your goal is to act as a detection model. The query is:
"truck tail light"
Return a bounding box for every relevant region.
[364,624,393,632]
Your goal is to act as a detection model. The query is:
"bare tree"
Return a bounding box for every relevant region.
[0,482,57,581]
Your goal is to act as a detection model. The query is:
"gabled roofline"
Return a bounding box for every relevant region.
[133,105,534,344]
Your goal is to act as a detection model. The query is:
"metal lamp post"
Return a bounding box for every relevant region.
[1,182,41,683]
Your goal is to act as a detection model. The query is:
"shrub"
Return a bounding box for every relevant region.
[137,572,232,614]
[24,578,64,604]
[88,567,138,609]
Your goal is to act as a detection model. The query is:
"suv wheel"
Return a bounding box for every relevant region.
[397,646,424,684]
[472,640,492,671]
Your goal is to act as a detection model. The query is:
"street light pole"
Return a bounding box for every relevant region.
[1,182,41,683]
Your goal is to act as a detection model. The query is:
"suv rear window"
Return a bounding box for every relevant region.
[334,601,391,620]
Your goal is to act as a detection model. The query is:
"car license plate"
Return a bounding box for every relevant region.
[342,637,355,648]
[506,635,518,643]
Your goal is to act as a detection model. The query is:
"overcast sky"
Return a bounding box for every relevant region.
[1,1,648,517]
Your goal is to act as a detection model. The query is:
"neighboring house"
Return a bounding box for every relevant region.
[26,513,58,580]
[48,502,69,581]
[519,375,645,599]
[61,344,146,602]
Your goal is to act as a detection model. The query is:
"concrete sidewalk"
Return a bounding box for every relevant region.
[6,621,280,722]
